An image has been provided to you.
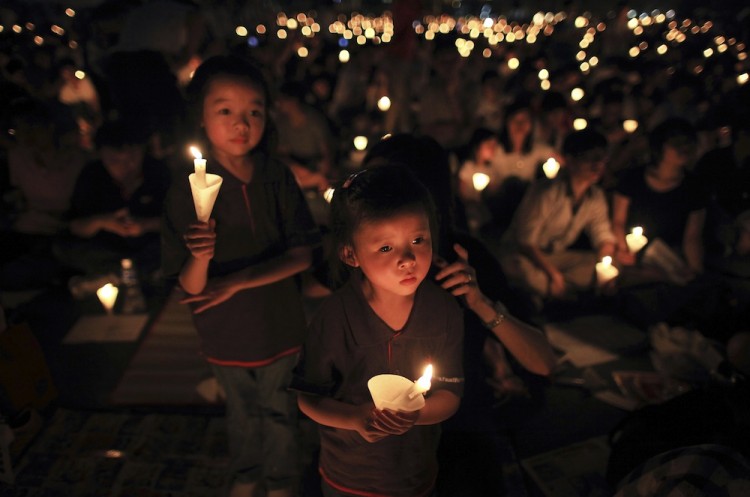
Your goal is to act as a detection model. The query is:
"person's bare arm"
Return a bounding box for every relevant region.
[612,192,636,265]
[298,393,387,443]
[181,245,313,312]
[434,244,557,376]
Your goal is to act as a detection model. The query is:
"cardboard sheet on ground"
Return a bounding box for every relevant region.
[522,436,611,497]
[544,314,646,368]
[63,314,148,343]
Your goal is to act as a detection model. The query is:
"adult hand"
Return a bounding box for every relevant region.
[433,244,481,307]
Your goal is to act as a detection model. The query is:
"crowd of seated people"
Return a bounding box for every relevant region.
[0,0,747,351]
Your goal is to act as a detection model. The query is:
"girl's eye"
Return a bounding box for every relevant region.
[219,108,231,115]
[378,246,392,253]
[413,236,425,245]
[250,110,264,118]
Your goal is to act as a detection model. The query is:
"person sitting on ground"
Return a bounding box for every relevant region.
[482,98,560,236]
[54,119,171,285]
[498,128,616,310]
[612,117,707,283]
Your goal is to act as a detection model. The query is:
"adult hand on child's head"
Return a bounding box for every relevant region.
[184,219,216,261]
[433,243,481,306]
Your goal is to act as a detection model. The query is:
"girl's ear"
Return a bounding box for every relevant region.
[339,245,359,267]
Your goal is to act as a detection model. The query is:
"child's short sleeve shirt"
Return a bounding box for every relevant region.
[291,274,464,496]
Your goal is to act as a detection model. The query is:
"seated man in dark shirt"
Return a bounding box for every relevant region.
[54,119,170,286]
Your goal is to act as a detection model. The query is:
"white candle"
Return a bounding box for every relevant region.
[472,172,491,192]
[408,364,433,399]
[595,256,619,286]
[96,283,119,315]
[625,226,648,254]
[190,146,207,188]
[542,157,560,179]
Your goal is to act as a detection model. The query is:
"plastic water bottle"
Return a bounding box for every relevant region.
[120,258,147,314]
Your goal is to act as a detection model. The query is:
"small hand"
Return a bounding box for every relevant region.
[184,220,216,261]
[370,407,420,436]
[180,275,237,313]
[355,403,390,443]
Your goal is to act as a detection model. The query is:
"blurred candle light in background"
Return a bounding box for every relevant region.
[377,96,391,112]
[626,226,648,253]
[96,283,118,315]
[472,172,490,191]
[542,158,560,179]
[623,120,639,133]
[353,136,368,151]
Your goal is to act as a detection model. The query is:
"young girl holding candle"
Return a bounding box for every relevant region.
[161,55,321,497]
[291,165,464,497]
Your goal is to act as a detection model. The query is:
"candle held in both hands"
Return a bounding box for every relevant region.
[626,226,648,254]
[190,146,207,188]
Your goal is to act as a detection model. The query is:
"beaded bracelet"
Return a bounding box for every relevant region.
[482,301,508,329]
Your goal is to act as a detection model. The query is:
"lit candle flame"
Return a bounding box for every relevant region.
[190,145,207,188]
[190,146,202,161]
[409,364,433,399]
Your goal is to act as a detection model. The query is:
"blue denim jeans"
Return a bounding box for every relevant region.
[210,354,300,490]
